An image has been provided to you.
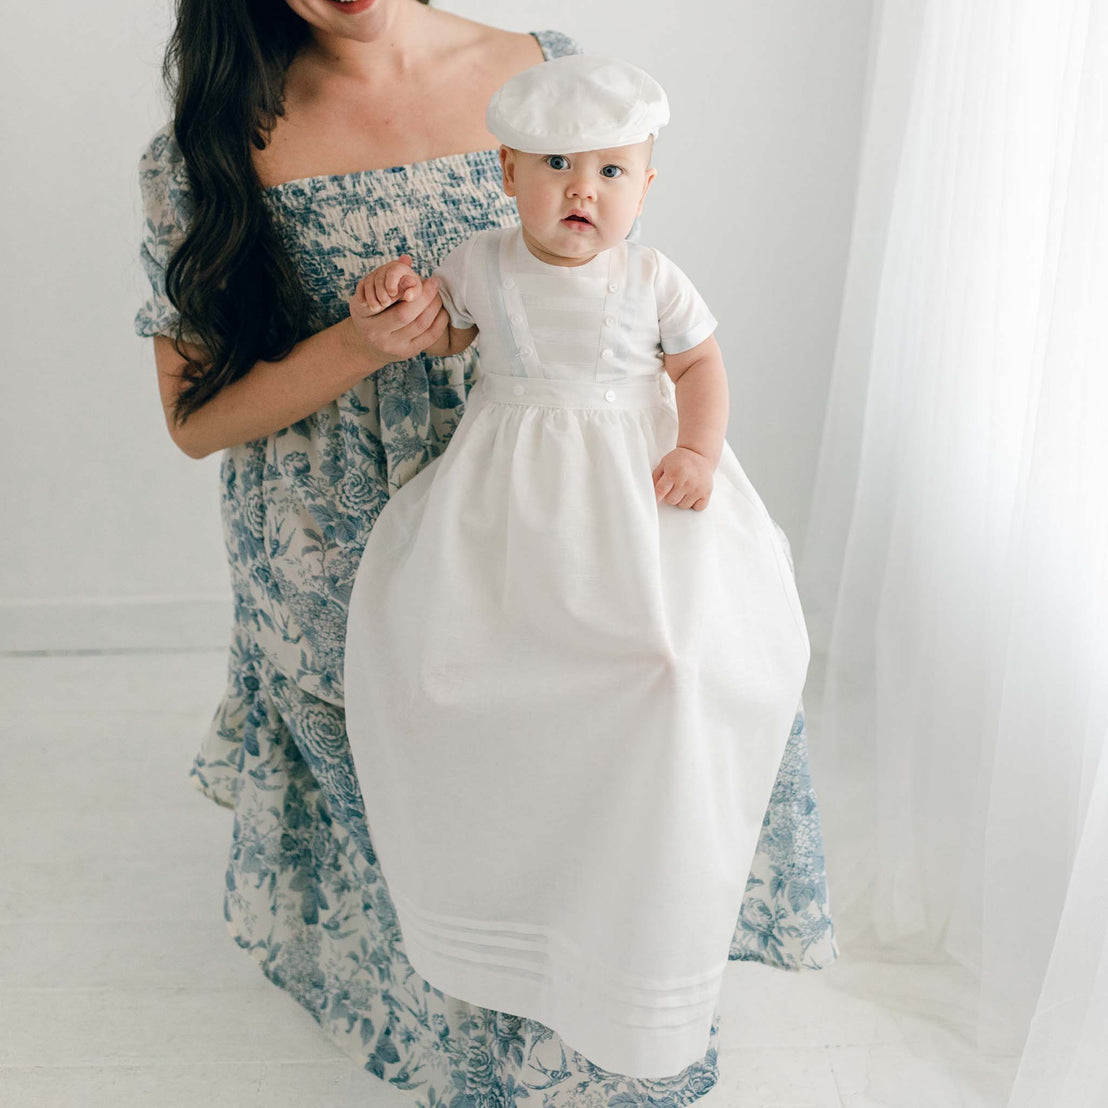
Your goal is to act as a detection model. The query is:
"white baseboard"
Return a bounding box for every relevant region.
[0,596,232,654]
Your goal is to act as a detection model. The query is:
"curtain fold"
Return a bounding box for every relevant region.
[796,1,1108,1102]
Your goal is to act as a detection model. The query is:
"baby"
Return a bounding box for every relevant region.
[347,56,729,513]
[342,55,813,1079]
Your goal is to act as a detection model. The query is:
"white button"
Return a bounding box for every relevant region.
[601,348,614,360]
[511,314,522,323]
[604,389,616,402]
[605,316,615,326]
[608,282,618,292]
[512,384,525,396]
[502,277,515,289]
[519,346,532,356]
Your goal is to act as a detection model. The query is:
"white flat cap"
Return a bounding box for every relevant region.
[486,54,669,155]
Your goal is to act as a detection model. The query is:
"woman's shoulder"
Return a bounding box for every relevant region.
[437,12,584,66]
[530,29,586,60]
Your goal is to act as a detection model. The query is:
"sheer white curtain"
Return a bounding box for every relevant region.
[797,0,1108,1103]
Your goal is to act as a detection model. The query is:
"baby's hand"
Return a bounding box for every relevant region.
[652,447,715,511]
[346,255,445,369]
[358,254,423,315]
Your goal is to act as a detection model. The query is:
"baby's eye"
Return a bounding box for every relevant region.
[545,155,570,170]
[600,165,624,179]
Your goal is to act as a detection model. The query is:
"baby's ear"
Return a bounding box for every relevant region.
[498,146,517,196]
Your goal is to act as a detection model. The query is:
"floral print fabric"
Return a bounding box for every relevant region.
[133,27,838,1105]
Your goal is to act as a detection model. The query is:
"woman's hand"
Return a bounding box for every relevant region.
[652,447,715,510]
[347,254,449,367]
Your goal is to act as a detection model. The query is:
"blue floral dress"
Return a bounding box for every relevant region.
[133,28,838,1107]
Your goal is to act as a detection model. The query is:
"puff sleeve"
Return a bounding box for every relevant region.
[431,233,478,330]
[652,248,718,355]
[133,123,201,342]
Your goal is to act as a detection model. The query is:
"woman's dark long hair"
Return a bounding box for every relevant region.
[159,0,430,428]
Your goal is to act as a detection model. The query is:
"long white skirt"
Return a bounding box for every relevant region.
[343,367,811,1079]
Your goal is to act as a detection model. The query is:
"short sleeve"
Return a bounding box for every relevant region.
[652,249,718,355]
[133,124,199,341]
[431,235,478,330]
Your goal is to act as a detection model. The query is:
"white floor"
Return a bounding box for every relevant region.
[0,649,1022,1107]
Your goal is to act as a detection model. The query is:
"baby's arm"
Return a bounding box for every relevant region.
[355,254,478,358]
[661,336,728,469]
[652,251,727,510]
[422,234,480,358]
[423,315,478,358]
[652,335,729,511]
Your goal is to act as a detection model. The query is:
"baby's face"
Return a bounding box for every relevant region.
[499,139,657,267]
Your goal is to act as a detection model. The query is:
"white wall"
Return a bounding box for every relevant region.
[0,0,874,650]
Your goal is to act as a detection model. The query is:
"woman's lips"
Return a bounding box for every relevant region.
[326,0,376,12]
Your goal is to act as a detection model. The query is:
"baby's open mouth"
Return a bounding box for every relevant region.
[562,212,595,228]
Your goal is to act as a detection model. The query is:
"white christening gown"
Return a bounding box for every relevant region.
[343,223,811,1080]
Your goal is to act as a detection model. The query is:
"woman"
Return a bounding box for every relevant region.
[134,1,839,1102]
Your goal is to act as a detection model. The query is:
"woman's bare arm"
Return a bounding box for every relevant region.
[153,280,448,459]
[153,319,377,459]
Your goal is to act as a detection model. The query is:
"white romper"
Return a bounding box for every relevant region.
[343,223,811,1079]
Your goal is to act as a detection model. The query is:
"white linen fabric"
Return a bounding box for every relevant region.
[485,53,669,154]
[434,225,719,381]
[343,224,812,1079]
